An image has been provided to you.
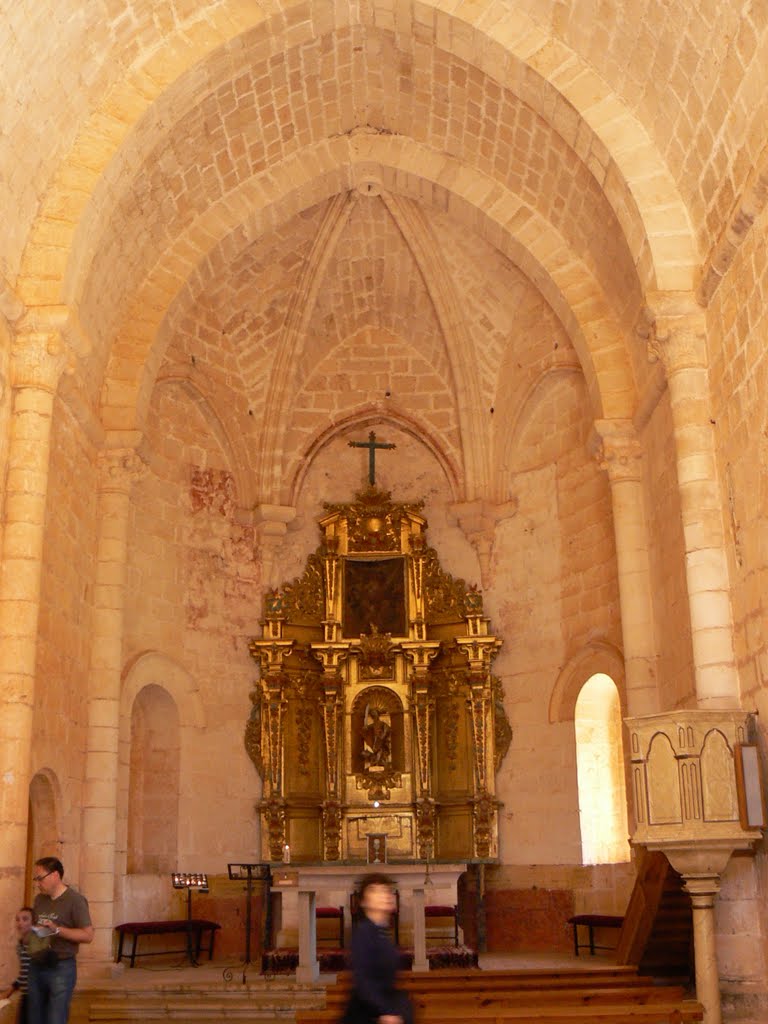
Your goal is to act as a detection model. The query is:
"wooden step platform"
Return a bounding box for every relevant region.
[69,974,327,1024]
[295,967,703,1024]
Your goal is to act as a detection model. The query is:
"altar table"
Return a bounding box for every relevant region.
[270,862,466,981]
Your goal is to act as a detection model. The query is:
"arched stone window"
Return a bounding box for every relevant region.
[127,684,180,874]
[574,673,630,865]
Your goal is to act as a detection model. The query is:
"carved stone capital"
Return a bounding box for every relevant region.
[590,419,643,483]
[11,304,93,392]
[637,294,708,376]
[448,498,518,589]
[254,505,297,589]
[97,447,148,493]
[10,329,74,392]
[254,504,297,537]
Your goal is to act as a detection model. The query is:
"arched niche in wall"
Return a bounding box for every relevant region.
[119,651,206,877]
[127,684,181,874]
[26,769,62,899]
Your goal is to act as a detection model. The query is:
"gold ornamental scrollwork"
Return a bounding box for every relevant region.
[322,682,343,799]
[263,675,288,792]
[422,548,482,621]
[358,627,396,679]
[355,769,403,802]
[244,683,264,778]
[261,797,288,861]
[322,799,343,860]
[323,486,425,553]
[415,796,437,859]
[411,688,434,792]
[279,552,325,621]
[467,680,491,792]
[493,675,513,772]
[472,791,496,859]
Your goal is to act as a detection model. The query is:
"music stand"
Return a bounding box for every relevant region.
[227,863,271,981]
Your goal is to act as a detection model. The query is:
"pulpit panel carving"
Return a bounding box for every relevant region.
[647,733,683,824]
[701,730,739,822]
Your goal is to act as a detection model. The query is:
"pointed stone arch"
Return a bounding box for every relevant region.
[153,365,256,508]
[496,356,584,494]
[288,402,462,506]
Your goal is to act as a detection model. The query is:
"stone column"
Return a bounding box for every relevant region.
[410,885,428,972]
[296,888,320,982]
[0,329,70,974]
[683,875,723,1024]
[643,295,739,707]
[80,447,146,968]
[591,420,659,715]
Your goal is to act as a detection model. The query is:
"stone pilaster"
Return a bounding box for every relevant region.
[641,294,739,708]
[0,329,71,974]
[590,419,659,715]
[80,446,146,967]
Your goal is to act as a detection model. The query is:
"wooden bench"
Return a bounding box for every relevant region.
[114,919,220,967]
[568,913,624,956]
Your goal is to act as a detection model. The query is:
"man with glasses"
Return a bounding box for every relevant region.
[28,858,93,1024]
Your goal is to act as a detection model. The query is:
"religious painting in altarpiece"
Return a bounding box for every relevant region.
[246,485,512,864]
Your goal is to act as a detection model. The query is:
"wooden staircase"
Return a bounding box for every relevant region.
[295,966,704,1024]
[616,851,694,983]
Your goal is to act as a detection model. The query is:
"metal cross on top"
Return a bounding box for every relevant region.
[348,430,396,486]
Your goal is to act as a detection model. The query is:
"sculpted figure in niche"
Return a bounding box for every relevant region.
[362,706,391,771]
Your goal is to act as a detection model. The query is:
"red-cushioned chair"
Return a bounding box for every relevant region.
[315,905,345,947]
[424,904,459,947]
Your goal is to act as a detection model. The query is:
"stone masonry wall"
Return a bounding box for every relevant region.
[33,398,99,888]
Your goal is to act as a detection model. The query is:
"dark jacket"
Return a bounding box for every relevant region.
[341,915,413,1024]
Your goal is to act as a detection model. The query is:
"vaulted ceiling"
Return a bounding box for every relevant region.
[2,0,766,501]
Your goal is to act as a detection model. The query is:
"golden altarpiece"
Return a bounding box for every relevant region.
[246,487,512,864]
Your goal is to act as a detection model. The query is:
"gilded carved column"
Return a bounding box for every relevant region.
[0,328,71,967]
[642,295,739,707]
[591,420,659,715]
[80,447,146,965]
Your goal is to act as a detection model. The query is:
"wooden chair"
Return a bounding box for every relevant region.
[424,904,459,946]
[316,905,345,947]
